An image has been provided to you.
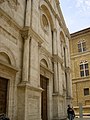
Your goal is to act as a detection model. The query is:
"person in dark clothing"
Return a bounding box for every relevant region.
[0,114,10,120]
[67,105,75,120]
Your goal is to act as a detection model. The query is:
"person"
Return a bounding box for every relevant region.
[67,105,75,120]
[0,113,10,120]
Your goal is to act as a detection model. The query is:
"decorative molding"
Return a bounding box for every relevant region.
[21,27,44,45]
[0,0,19,11]
[0,26,17,44]
[7,0,19,11]
[0,8,22,30]
[40,64,53,74]
[65,66,71,73]
[52,54,63,64]
[40,46,52,58]
[17,82,43,92]
[0,60,18,73]
[20,27,30,40]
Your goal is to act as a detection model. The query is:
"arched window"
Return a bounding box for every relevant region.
[80,61,89,77]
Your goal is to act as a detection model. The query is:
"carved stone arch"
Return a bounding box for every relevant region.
[40,1,54,31]
[40,58,48,68]
[0,45,16,66]
[0,52,11,65]
[40,54,52,70]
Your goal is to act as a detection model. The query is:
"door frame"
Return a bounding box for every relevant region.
[0,62,18,119]
[0,77,8,114]
[40,75,49,120]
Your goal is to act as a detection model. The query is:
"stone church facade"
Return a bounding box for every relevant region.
[0,0,72,120]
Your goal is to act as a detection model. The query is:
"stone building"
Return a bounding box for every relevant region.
[0,0,72,120]
[70,27,90,116]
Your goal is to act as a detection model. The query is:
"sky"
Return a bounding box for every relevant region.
[60,0,90,33]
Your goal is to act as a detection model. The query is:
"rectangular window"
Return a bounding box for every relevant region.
[85,70,89,76]
[80,64,84,70]
[80,71,84,77]
[78,41,86,52]
[84,88,89,96]
[80,62,89,77]
[82,42,86,51]
[78,43,82,52]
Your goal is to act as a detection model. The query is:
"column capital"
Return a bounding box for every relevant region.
[53,28,57,32]
[21,27,30,39]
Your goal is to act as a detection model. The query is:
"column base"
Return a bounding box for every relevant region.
[17,83,43,120]
[52,117,67,120]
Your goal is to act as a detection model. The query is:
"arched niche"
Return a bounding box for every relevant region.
[40,58,48,68]
[40,1,54,31]
[60,30,66,43]
[0,52,11,65]
[0,46,16,67]
[40,53,52,70]
[41,13,49,32]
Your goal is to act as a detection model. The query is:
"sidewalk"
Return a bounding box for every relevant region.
[74,118,90,120]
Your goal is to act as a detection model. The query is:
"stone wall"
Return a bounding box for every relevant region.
[0,0,71,120]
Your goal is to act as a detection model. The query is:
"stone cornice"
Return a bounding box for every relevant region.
[55,0,70,38]
[70,50,90,59]
[72,78,90,84]
[18,82,43,92]
[21,27,44,45]
[72,76,90,82]
[0,60,18,73]
[0,8,22,30]
[71,27,90,38]
[52,54,63,64]
[0,26,18,44]
[40,46,52,58]
[0,0,19,10]
[40,64,53,74]
[45,0,62,27]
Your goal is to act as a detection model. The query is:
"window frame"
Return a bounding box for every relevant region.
[80,61,89,77]
[78,41,86,52]
[84,88,89,96]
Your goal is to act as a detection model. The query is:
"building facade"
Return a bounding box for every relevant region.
[0,0,72,120]
[70,28,90,116]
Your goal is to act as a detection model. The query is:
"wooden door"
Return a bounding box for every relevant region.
[0,77,8,114]
[40,75,48,120]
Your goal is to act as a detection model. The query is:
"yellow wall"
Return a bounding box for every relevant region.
[70,28,90,115]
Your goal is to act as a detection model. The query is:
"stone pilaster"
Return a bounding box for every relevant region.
[21,27,30,82]
[53,29,57,54]
[53,29,58,93]
[65,67,72,100]
[25,0,31,26]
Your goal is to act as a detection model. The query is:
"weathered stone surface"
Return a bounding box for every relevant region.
[0,0,71,120]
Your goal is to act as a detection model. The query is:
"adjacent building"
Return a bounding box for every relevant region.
[0,0,72,120]
[70,27,90,116]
